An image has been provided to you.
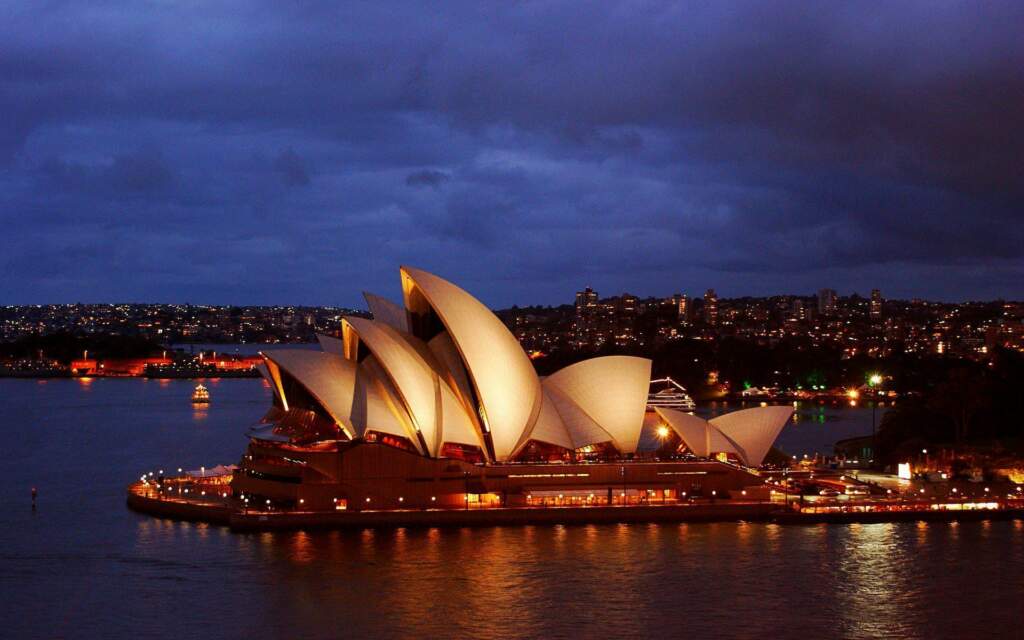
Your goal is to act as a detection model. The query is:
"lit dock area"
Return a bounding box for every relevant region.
[127,476,1024,531]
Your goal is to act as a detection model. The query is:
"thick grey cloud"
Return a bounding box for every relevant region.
[1,1,1022,305]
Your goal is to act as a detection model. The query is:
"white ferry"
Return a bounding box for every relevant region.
[647,377,696,412]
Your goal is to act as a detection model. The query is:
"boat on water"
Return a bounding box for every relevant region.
[191,384,210,404]
[647,377,696,412]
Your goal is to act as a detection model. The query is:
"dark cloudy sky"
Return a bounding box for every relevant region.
[3,2,1022,307]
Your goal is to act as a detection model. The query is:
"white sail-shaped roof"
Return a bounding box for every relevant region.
[710,406,794,466]
[343,317,440,454]
[343,317,484,457]
[262,350,357,438]
[260,357,289,410]
[543,384,615,449]
[436,377,484,452]
[316,334,345,358]
[353,356,422,451]
[512,386,574,456]
[255,361,286,408]
[401,266,542,461]
[543,356,652,453]
[363,292,409,332]
[427,332,477,421]
[706,424,744,460]
[655,406,716,457]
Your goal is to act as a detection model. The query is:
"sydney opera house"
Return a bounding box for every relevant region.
[231,267,793,511]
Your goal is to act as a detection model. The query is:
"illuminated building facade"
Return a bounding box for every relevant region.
[703,289,718,326]
[231,267,793,511]
[870,289,883,321]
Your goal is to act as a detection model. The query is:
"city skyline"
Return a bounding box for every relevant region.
[1,281,1021,309]
[3,3,1023,306]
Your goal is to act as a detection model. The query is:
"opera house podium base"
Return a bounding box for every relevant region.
[126,477,784,533]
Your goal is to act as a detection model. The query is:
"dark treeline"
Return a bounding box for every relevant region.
[875,348,1024,461]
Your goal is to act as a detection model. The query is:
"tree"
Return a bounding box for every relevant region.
[929,368,990,443]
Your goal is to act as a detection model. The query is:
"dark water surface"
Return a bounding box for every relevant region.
[1,379,1022,639]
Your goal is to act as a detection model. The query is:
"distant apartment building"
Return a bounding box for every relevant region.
[870,289,883,321]
[703,289,718,326]
[817,288,837,315]
[573,287,599,346]
[616,294,639,344]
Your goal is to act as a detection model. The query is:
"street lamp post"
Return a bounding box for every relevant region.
[868,373,883,465]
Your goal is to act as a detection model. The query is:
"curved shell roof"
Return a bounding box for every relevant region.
[343,317,440,454]
[262,350,357,438]
[654,405,791,465]
[512,386,575,455]
[342,316,484,456]
[654,407,717,457]
[543,356,652,453]
[427,332,478,424]
[436,379,483,452]
[710,406,794,466]
[542,385,613,449]
[353,356,421,450]
[401,266,542,461]
[363,292,409,332]
[316,333,345,358]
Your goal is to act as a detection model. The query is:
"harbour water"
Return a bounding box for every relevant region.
[1,378,1021,638]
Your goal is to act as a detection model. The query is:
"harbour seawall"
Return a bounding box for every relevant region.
[126,482,1024,531]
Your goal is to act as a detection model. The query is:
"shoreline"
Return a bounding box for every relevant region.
[126,481,1024,531]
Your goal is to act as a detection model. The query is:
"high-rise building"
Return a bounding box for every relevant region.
[704,289,718,326]
[574,287,599,346]
[870,289,883,321]
[677,294,689,321]
[575,287,598,311]
[791,299,805,320]
[616,294,639,343]
[817,288,837,315]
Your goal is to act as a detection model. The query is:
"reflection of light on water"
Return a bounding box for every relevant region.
[834,523,919,637]
[392,527,408,560]
[764,523,781,554]
[290,531,314,564]
[192,406,208,421]
[553,523,567,548]
[736,521,751,547]
[361,529,375,547]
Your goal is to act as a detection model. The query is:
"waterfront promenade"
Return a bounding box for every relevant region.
[127,475,1024,531]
